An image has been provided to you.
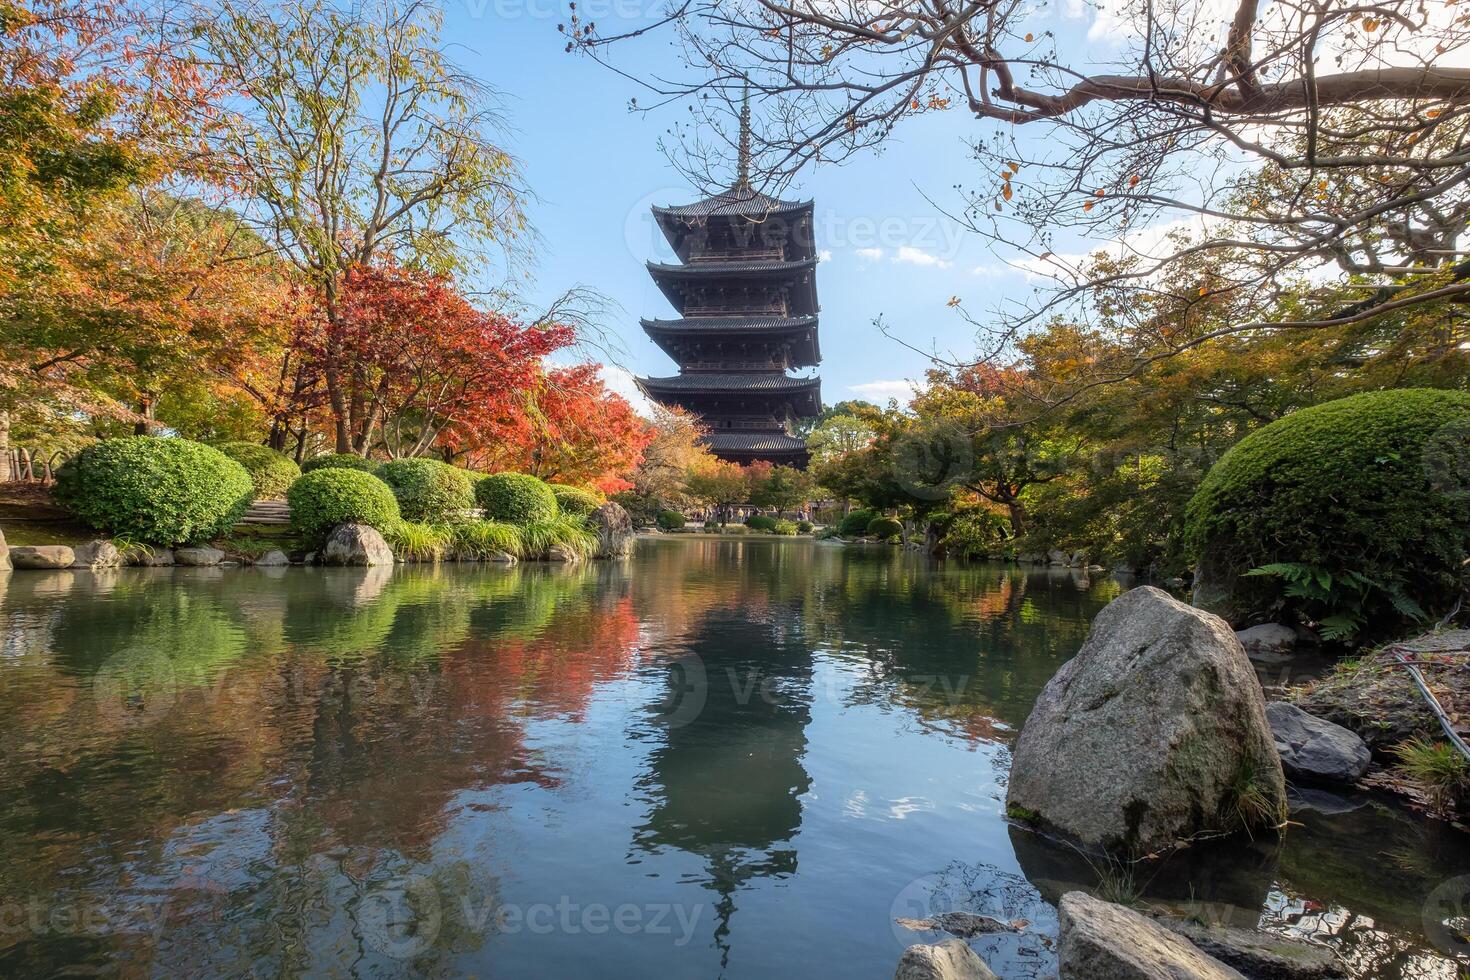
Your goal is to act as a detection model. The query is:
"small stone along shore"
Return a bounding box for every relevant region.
[894,890,1347,979]
[0,503,636,571]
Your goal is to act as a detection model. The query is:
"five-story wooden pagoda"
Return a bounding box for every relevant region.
[636,102,821,468]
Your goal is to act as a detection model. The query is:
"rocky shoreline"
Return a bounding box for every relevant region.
[0,502,637,572]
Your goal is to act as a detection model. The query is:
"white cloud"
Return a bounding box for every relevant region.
[600,364,656,418]
[855,247,885,261]
[818,248,833,262]
[893,246,953,270]
[849,379,918,404]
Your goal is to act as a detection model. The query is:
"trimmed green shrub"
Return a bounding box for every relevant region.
[837,509,876,536]
[55,437,254,546]
[656,510,687,530]
[772,519,798,536]
[215,442,301,500]
[797,520,814,534]
[378,458,475,523]
[1185,388,1470,637]
[703,520,719,531]
[721,524,749,534]
[476,472,559,524]
[287,468,402,542]
[551,485,601,517]
[745,515,779,532]
[301,452,379,474]
[868,516,903,539]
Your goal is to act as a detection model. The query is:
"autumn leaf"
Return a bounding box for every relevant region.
[1024,32,1033,41]
[1003,183,1013,201]
[947,296,962,307]
[1083,201,1095,212]
[1128,174,1140,188]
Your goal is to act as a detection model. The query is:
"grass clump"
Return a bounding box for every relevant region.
[1393,737,1469,813]
[383,521,453,562]
[516,515,597,560]
[450,520,524,559]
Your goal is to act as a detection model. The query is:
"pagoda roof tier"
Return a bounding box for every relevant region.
[647,258,818,318]
[653,188,811,220]
[703,431,809,455]
[653,190,816,263]
[637,372,821,417]
[640,315,820,368]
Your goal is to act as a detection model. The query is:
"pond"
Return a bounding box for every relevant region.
[0,535,1465,977]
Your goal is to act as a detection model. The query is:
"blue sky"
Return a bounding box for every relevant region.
[443,0,1116,411]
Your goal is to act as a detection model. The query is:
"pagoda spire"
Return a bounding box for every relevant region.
[734,86,752,191]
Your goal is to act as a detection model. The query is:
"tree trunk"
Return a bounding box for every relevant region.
[1006,498,1027,537]
[134,395,157,436]
[0,410,10,483]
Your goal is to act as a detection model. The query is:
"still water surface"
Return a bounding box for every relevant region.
[0,536,1465,977]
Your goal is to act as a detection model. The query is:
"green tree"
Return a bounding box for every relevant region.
[202,0,529,453]
[749,465,815,513]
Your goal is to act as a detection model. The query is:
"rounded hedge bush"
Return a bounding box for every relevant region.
[656,509,687,530]
[475,472,558,524]
[301,452,379,475]
[868,516,904,539]
[837,509,876,536]
[797,520,814,534]
[745,515,779,532]
[55,436,254,546]
[552,485,601,517]
[377,458,475,523]
[216,441,301,499]
[1185,388,1470,630]
[772,519,799,536]
[288,468,402,542]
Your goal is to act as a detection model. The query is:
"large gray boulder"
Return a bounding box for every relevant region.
[1058,892,1245,980]
[175,546,224,567]
[11,545,75,569]
[0,526,9,572]
[72,539,122,570]
[591,502,634,559]
[1007,586,1286,853]
[253,550,290,567]
[1265,702,1371,784]
[322,524,394,567]
[894,940,998,980]
[1155,916,1345,979]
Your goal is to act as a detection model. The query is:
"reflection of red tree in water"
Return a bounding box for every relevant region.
[451,596,643,723]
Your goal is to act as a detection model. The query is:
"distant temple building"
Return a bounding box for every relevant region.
[636,101,821,468]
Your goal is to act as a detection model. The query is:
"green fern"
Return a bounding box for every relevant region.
[1244,561,1427,641]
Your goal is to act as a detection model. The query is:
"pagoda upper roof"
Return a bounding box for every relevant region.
[703,431,809,455]
[652,188,812,221]
[653,187,817,262]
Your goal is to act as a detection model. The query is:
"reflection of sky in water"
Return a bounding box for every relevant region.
[0,540,1465,977]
